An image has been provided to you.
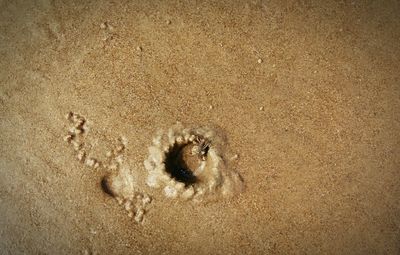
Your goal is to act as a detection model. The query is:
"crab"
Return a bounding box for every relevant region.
[191,136,211,161]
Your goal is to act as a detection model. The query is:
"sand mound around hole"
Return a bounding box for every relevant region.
[144,123,243,201]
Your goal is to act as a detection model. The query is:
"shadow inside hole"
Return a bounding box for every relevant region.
[164,143,197,185]
[100,176,115,197]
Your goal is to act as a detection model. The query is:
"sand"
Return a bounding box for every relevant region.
[1,0,400,254]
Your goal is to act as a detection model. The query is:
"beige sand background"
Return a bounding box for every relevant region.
[1,0,400,254]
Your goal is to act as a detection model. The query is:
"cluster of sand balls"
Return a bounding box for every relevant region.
[64,112,152,223]
[101,151,153,224]
[64,112,100,169]
[144,123,243,201]
[102,175,152,223]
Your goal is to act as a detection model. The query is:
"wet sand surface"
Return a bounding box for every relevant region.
[1,1,400,254]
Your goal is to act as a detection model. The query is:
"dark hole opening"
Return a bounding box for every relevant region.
[164,143,197,185]
[100,176,115,197]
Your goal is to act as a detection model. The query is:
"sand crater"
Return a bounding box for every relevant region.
[144,123,243,201]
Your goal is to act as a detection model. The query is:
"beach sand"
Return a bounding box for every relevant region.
[1,1,399,254]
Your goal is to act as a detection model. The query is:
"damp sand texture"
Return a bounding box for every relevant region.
[1,1,400,254]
